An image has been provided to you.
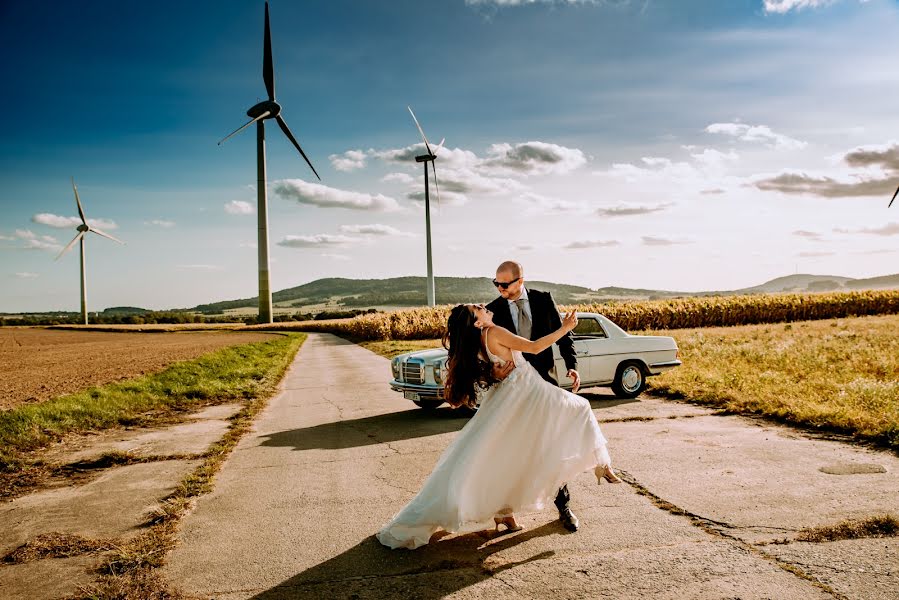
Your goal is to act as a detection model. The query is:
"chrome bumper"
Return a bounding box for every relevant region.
[389,380,444,400]
[648,359,682,373]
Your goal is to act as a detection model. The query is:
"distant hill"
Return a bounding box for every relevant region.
[191,277,605,314]
[189,272,899,315]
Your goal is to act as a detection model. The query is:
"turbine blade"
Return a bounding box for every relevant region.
[218,111,270,145]
[56,232,84,260]
[90,228,125,244]
[890,185,898,208]
[407,106,433,156]
[72,178,87,225]
[276,114,321,181]
[263,1,275,101]
[431,162,441,209]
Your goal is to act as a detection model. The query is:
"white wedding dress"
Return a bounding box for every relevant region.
[376,329,612,549]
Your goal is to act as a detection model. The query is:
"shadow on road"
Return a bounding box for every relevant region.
[250,522,564,599]
[259,395,638,452]
[258,407,470,452]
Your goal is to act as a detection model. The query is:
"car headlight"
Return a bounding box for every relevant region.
[391,358,401,380]
[434,361,444,384]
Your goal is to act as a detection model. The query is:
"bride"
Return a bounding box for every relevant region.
[376,303,621,550]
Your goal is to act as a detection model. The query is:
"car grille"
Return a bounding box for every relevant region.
[402,362,424,384]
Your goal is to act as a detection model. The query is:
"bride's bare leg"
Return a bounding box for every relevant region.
[595,464,622,484]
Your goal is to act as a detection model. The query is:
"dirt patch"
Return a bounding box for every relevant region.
[1,329,278,410]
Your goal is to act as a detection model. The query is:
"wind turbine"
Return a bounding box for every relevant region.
[407,106,444,307]
[890,185,897,208]
[219,1,320,324]
[55,179,125,325]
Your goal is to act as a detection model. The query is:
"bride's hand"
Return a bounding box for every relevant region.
[561,311,578,332]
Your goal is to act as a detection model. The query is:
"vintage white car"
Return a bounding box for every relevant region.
[390,312,681,410]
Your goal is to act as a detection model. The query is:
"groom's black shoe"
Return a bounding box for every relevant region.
[558,506,579,532]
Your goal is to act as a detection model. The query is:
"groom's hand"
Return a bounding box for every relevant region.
[492,361,514,381]
[567,369,581,393]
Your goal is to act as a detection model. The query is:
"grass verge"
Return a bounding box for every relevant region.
[73,334,307,600]
[0,334,306,474]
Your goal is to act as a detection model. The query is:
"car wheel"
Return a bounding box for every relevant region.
[412,399,444,410]
[612,362,646,399]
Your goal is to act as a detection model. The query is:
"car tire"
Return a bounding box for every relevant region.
[611,361,646,399]
[412,399,444,410]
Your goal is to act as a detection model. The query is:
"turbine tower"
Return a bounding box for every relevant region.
[56,179,125,325]
[219,1,320,324]
[407,106,444,307]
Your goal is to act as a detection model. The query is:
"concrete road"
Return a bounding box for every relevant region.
[166,333,898,600]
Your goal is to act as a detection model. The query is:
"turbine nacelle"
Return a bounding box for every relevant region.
[415,154,437,163]
[77,224,89,233]
[247,100,281,120]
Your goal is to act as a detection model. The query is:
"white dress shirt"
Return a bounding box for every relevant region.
[507,286,532,336]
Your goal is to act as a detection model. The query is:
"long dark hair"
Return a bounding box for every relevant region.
[442,304,499,409]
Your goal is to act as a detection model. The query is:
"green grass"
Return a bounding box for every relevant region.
[0,333,306,472]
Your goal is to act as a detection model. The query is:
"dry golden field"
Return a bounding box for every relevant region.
[260,290,899,341]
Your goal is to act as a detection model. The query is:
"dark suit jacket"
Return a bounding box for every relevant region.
[486,288,577,384]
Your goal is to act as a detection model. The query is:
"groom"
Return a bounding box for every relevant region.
[486,260,583,532]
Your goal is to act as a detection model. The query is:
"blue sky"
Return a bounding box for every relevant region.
[2,0,898,312]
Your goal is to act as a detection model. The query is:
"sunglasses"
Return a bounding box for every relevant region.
[492,278,521,289]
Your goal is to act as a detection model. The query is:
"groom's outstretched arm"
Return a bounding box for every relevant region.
[547,292,577,372]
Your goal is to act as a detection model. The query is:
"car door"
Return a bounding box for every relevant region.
[569,317,615,386]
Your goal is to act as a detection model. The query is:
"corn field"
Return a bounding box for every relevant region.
[257,290,899,341]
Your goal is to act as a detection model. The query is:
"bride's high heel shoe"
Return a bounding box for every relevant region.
[494,515,523,533]
[595,465,623,484]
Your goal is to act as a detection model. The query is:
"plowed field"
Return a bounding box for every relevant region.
[1,328,279,410]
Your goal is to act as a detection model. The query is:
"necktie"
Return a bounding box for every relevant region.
[515,298,532,339]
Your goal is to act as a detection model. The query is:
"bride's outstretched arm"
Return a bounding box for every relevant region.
[489,312,578,356]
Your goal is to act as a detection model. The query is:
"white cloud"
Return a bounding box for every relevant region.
[9,229,60,251]
[329,149,367,172]
[381,172,415,184]
[763,0,841,14]
[754,141,898,199]
[564,240,620,250]
[597,203,673,217]
[32,213,118,230]
[224,200,254,215]
[177,264,224,271]
[798,251,836,257]
[706,122,807,150]
[277,234,358,248]
[793,230,823,240]
[145,219,175,228]
[835,222,899,236]
[15,272,39,279]
[373,145,479,170]
[482,141,587,176]
[274,179,400,212]
[338,224,414,237]
[320,253,352,261]
[642,236,692,246]
[517,192,586,215]
[239,241,257,249]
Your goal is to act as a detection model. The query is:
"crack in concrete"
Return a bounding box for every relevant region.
[617,470,850,600]
[598,414,701,424]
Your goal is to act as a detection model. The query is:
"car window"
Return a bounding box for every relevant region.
[572,318,607,338]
